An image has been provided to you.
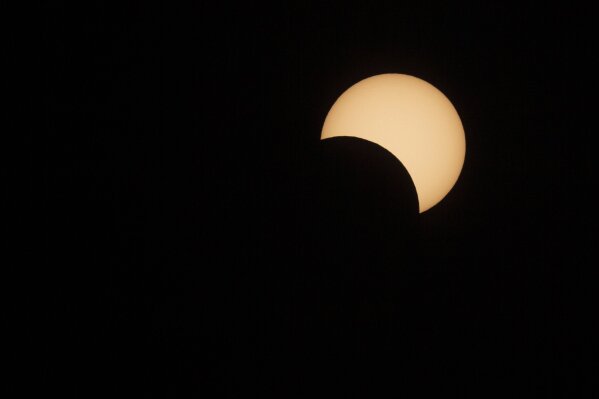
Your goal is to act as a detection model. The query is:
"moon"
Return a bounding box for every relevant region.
[321,74,466,213]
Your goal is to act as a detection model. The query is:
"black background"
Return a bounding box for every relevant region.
[39,2,595,397]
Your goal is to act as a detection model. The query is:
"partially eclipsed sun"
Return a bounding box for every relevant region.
[321,74,466,213]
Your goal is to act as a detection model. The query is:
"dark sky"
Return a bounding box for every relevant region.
[40,2,595,397]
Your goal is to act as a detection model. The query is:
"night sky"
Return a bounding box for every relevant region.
[40,3,595,397]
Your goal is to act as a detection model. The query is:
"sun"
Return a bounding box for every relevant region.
[321,74,466,213]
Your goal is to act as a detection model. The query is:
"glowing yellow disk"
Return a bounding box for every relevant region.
[321,74,466,213]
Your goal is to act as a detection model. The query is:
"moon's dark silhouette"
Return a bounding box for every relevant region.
[314,136,419,254]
